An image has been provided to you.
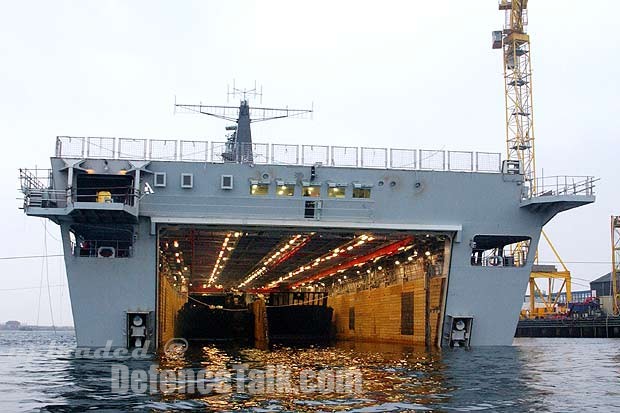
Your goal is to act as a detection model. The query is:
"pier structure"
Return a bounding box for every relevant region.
[516,317,620,338]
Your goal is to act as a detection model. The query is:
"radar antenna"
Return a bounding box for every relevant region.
[175,82,313,163]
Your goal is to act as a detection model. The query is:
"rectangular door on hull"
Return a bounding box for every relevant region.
[401,292,414,335]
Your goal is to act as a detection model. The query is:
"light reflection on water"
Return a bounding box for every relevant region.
[1,331,619,412]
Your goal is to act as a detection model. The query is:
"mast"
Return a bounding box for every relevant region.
[175,83,312,163]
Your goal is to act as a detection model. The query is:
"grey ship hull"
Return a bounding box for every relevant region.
[21,138,595,348]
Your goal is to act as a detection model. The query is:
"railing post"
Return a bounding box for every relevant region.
[55,137,62,157]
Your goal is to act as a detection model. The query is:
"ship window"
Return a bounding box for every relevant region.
[470,235,531,267]
[154,172,166,187]
[276,185,294,196]
[221,175,233,190]
[251,184,269,195]
[353,188,371,198]
[302,185,321,197]
[181,173,193,189]
[328,186,346,198]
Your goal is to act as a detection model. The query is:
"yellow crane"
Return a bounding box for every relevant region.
[493,0,535,185]
[493,0,572,318]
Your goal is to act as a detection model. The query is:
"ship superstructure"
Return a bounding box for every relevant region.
[19,92,595,349]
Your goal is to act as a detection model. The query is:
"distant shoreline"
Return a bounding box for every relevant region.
[0,326,74,331]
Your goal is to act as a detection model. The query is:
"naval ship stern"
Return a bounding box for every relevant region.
[19,136,595,348]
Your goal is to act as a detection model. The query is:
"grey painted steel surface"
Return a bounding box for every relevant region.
[60,218,156,348]
[23,155,595,347]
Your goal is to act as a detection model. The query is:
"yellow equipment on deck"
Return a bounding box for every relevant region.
[97,191,112,203]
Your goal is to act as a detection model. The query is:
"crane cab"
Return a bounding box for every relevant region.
[492,31,503,49]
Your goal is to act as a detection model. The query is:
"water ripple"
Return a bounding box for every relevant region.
[1,332,620,412]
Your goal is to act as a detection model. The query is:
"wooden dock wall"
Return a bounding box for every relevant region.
[328,266,445,346]
[157,276,187,346]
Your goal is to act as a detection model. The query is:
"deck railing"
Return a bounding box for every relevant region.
[19,168,52,191]
[523,176,597,199]
[55,136,502,173]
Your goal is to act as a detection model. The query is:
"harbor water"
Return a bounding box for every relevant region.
[1,331,619,412]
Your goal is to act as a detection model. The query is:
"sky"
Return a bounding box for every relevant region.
[0,1,618,326]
